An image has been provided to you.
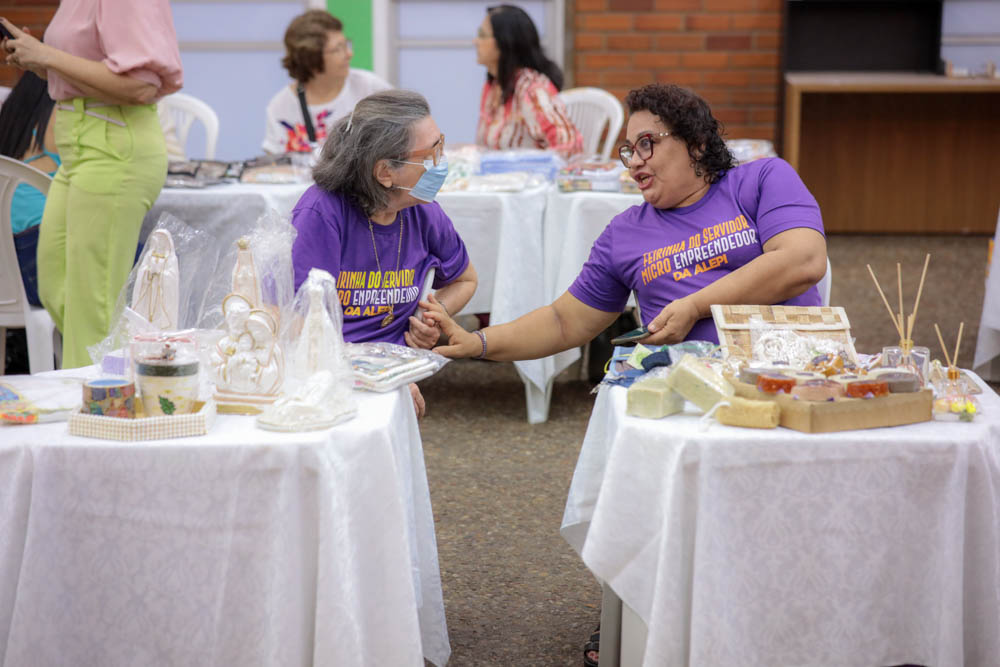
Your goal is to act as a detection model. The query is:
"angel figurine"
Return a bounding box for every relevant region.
[131,229,180,330]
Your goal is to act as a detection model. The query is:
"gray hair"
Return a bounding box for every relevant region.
[313,89,431,217]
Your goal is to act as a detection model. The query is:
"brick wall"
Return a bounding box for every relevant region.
[0,2,59,87]
[569,0,782,143]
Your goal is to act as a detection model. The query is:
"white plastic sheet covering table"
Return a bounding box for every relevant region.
[561,377,1000,667]
[974,209,1000,381]
[0,378,449,666]
[143,183,552,421]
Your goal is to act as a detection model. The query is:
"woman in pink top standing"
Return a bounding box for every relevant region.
[1,1,183,368]
[475,4,582,158]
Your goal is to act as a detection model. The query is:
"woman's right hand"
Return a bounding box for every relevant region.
[1,19,49,78]
[421,293,484,359]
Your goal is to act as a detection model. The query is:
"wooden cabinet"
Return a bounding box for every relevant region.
[783,72,1000,234]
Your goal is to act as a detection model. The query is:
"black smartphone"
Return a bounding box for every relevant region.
[610,326,650,346]
[0,23,14,41]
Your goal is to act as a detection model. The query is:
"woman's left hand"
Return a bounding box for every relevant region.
[644,297,701,345]
[404,311,442,350]
[1,19,49,76]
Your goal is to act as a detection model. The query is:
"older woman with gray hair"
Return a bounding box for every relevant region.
[290,89,478,417]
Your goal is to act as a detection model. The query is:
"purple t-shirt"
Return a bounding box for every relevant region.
[291,186,470,345]
[569,158,825,343]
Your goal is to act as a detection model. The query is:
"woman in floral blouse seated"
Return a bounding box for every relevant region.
[474,4,583,158]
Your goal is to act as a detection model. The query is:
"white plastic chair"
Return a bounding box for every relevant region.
[817,257,832,307]
[158,92,220,160]
[0,155,59,374]
[559,87,625,160]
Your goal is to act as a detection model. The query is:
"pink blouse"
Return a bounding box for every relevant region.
[44,0,183,102]
[476,68,583,158]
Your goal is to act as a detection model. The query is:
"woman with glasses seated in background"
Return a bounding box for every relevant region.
[290,89,478,418]
[263,9,391,154]
[425,81,827,375]
[475,4,582,158]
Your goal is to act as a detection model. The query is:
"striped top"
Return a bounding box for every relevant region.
[476,68,583,158]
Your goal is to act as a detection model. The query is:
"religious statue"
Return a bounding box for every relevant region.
[131,229,180,331]
[256,268,355,431]
[210,239,284,414]
[231,237,262,309]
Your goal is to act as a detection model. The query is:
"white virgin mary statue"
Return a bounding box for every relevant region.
[131,229,180,331]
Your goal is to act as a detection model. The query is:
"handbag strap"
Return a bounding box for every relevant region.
[296,84,317,143]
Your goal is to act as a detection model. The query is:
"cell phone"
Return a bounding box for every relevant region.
[610,326,650,346]
[0,23,14,41]
[414,267,436,318]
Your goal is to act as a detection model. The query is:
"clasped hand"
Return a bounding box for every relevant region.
[1,18,47,77]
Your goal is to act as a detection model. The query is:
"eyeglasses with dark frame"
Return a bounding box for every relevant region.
[619,131,672,168]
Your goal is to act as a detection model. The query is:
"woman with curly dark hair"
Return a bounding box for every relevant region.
[475,4,582,157]
[262,10,391,154]
[420,83,827,357]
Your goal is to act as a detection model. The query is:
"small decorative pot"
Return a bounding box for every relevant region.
[83,379,136,418]
[135,360,200,416]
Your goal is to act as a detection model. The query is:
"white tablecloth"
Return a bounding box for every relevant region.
[974,209,1000,381]
[538,190,644,410]
[143,183,554,422]
[561,380,1000,666]
[0,385,449,666]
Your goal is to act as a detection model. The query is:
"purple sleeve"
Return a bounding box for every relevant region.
[567,222,630,313]
[423,203,470,287]
[291,199,342,292]
[743,158,825,245]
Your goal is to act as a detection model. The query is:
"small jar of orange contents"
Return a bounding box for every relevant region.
[757,373,796,394]
[845,379,889,398]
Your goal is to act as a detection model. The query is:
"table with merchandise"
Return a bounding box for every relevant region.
[0,375,450,666]
[560,311,1000,666]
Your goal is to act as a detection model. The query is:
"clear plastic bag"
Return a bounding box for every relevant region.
[346,342,449,392]
[88,213,221,370]
[257,269,357,431]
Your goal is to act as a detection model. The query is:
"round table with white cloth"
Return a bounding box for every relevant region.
[562,375,1000,667]
[0,374,449,666]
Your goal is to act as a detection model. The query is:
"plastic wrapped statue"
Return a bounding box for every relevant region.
[131,229,180,330]
[231,237,262,309]
[256,268,355,430]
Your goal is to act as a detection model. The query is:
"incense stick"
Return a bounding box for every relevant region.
[896,263,904,339]
[953,322,965,368]
[907,254,931,340]
[867,264,903,337]
[934,323,952,368]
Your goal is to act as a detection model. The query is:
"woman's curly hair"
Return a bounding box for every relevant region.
[282,10,343,84]
[624,84,734,183]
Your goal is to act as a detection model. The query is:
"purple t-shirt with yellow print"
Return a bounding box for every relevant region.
[569,157,824,343]
[291,186,470,345]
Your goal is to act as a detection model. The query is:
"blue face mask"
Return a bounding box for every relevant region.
[396,157,449,202]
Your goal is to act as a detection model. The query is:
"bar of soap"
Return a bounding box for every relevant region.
[666,354,734,412]
[845,379,889,398]
[757,373,796,394]
[869,369,922,393]
[791,379,844,401]
[715,396,780,429]
[626,381,685,418]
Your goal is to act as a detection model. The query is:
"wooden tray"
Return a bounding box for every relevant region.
[730,379,931,433]
[68,400,216,441]
[711,304,858,363]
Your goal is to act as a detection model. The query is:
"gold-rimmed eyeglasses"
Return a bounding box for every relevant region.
[619,131,672,168]
[402,134,446,167]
